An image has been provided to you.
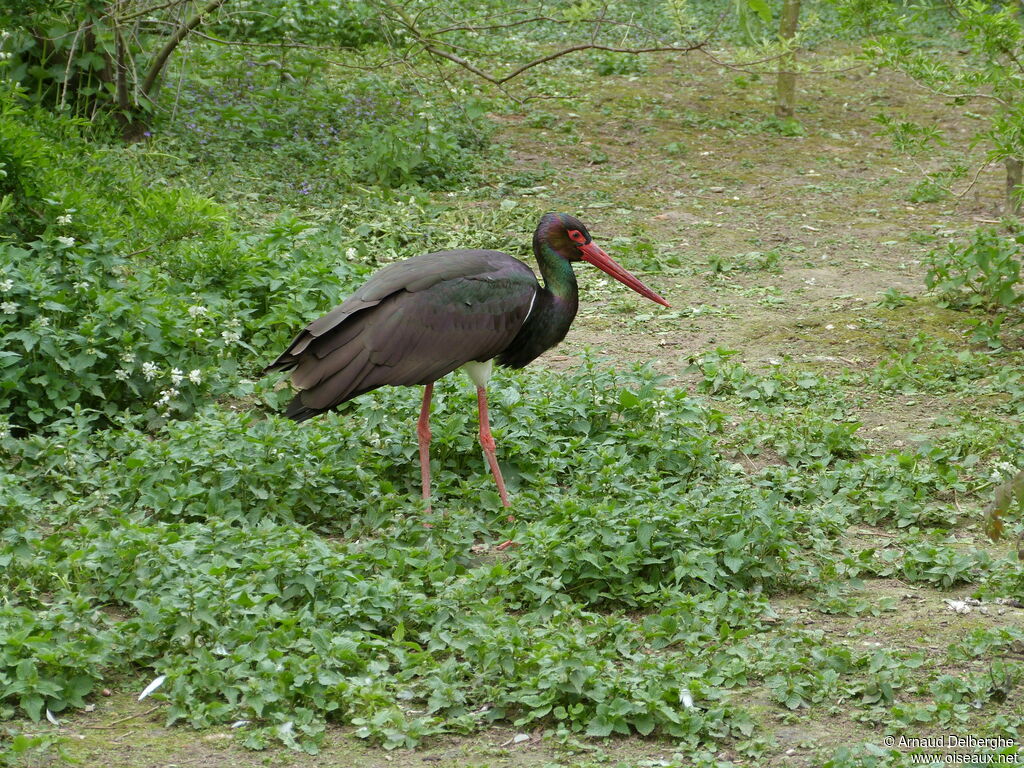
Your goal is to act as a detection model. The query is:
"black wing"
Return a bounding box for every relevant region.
[263,250,539,421]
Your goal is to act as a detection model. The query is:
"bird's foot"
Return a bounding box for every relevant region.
[495,539,519,551]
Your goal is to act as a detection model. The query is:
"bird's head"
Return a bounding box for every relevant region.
[536,212,670,307]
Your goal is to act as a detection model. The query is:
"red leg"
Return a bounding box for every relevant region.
[418,383,433,514]
[476,386,510,509]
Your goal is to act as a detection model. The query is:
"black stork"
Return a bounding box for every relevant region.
[262,212,669,523]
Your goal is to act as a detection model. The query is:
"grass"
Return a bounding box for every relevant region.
[3,20,1024,768]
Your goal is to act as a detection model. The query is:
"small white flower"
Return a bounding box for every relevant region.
[56,214,73,225]
[170,368,184,385]
[114,368,130,381]
[188,305,208,318]
[73,281,90,292]
[221,330,241,344]
[142,361,159,381]
[345,247,357,259]
[56,236,75,247]
[0,301,16,314]
[188,369,202,385]
[37,316,50,328]
[194,327,204,336]
[155,388,179,408]
[992,462,1018,483]
[0,279,12,292]
[120,351,135,364]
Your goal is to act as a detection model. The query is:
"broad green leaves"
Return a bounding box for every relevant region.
[925,229,1023,312]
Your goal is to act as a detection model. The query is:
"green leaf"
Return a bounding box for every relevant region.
[745,0,772,23]
[21,693,44,721]
[633,713,656,735]
[724,555,744,573]
[618,389,640,408]
[637,522,655,549]
[585,716,614,737]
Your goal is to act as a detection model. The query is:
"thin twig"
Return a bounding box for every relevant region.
[429,41,709,86]
[163,26,406,71]
[955,158,993,199]
[112,0,190,24]
[59,21,85,111]
[83,705,161,730]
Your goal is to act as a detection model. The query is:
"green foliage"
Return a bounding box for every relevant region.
[0,727,63,768]
[709,249,784,274]
[871,113,945,156]
[0,239,217,428]
[925,229,1023,312]
[350,100,491,188]
[0,0,207,121]
[0,215,362,430]
[209,0,386,47]
[858,540,991,588]
[0,84,69,239]
[0,599,118,722]
[687,349,836,407]
[5,7,1024,761]
[847,1,1024,208]
[590,51,648,77]
[822,743,924,767]
[1,364,776,750]
[7,349,997,752]
[876,287,914,309]
[143,50,493,196]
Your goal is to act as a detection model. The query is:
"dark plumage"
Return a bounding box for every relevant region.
[264,250,539,421]
[262,213,669,524]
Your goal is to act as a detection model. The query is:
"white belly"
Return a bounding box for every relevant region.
[461,359,493,388]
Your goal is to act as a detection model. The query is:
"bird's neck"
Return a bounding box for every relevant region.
[497,243,579,369]
[535,241,579,304]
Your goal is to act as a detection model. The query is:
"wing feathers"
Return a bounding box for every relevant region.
[291,327,367,389]
[264,250,540,420]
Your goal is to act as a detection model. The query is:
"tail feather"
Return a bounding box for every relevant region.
[283,393,324,423]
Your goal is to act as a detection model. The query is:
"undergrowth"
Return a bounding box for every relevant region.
[5,354,1023,754]
[4,16,1024,768]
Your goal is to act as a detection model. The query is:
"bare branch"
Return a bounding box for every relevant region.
[955,158,994,199]
[418,40,709,86]
[172,27,409,72]
[141,0,228,97]
[897,72,1008,107]
[112,0,191,24]
[492,41,707,84]
[699,47,862,77]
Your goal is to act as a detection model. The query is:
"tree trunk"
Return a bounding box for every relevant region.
[1006,157,1022,215]
[114,29,130,112]
[140,0,228,97]
[774,0,802,119]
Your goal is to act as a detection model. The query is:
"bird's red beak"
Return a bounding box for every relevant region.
[579,242,670,307]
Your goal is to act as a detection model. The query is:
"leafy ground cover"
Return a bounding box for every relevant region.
[3,19,1024,768]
